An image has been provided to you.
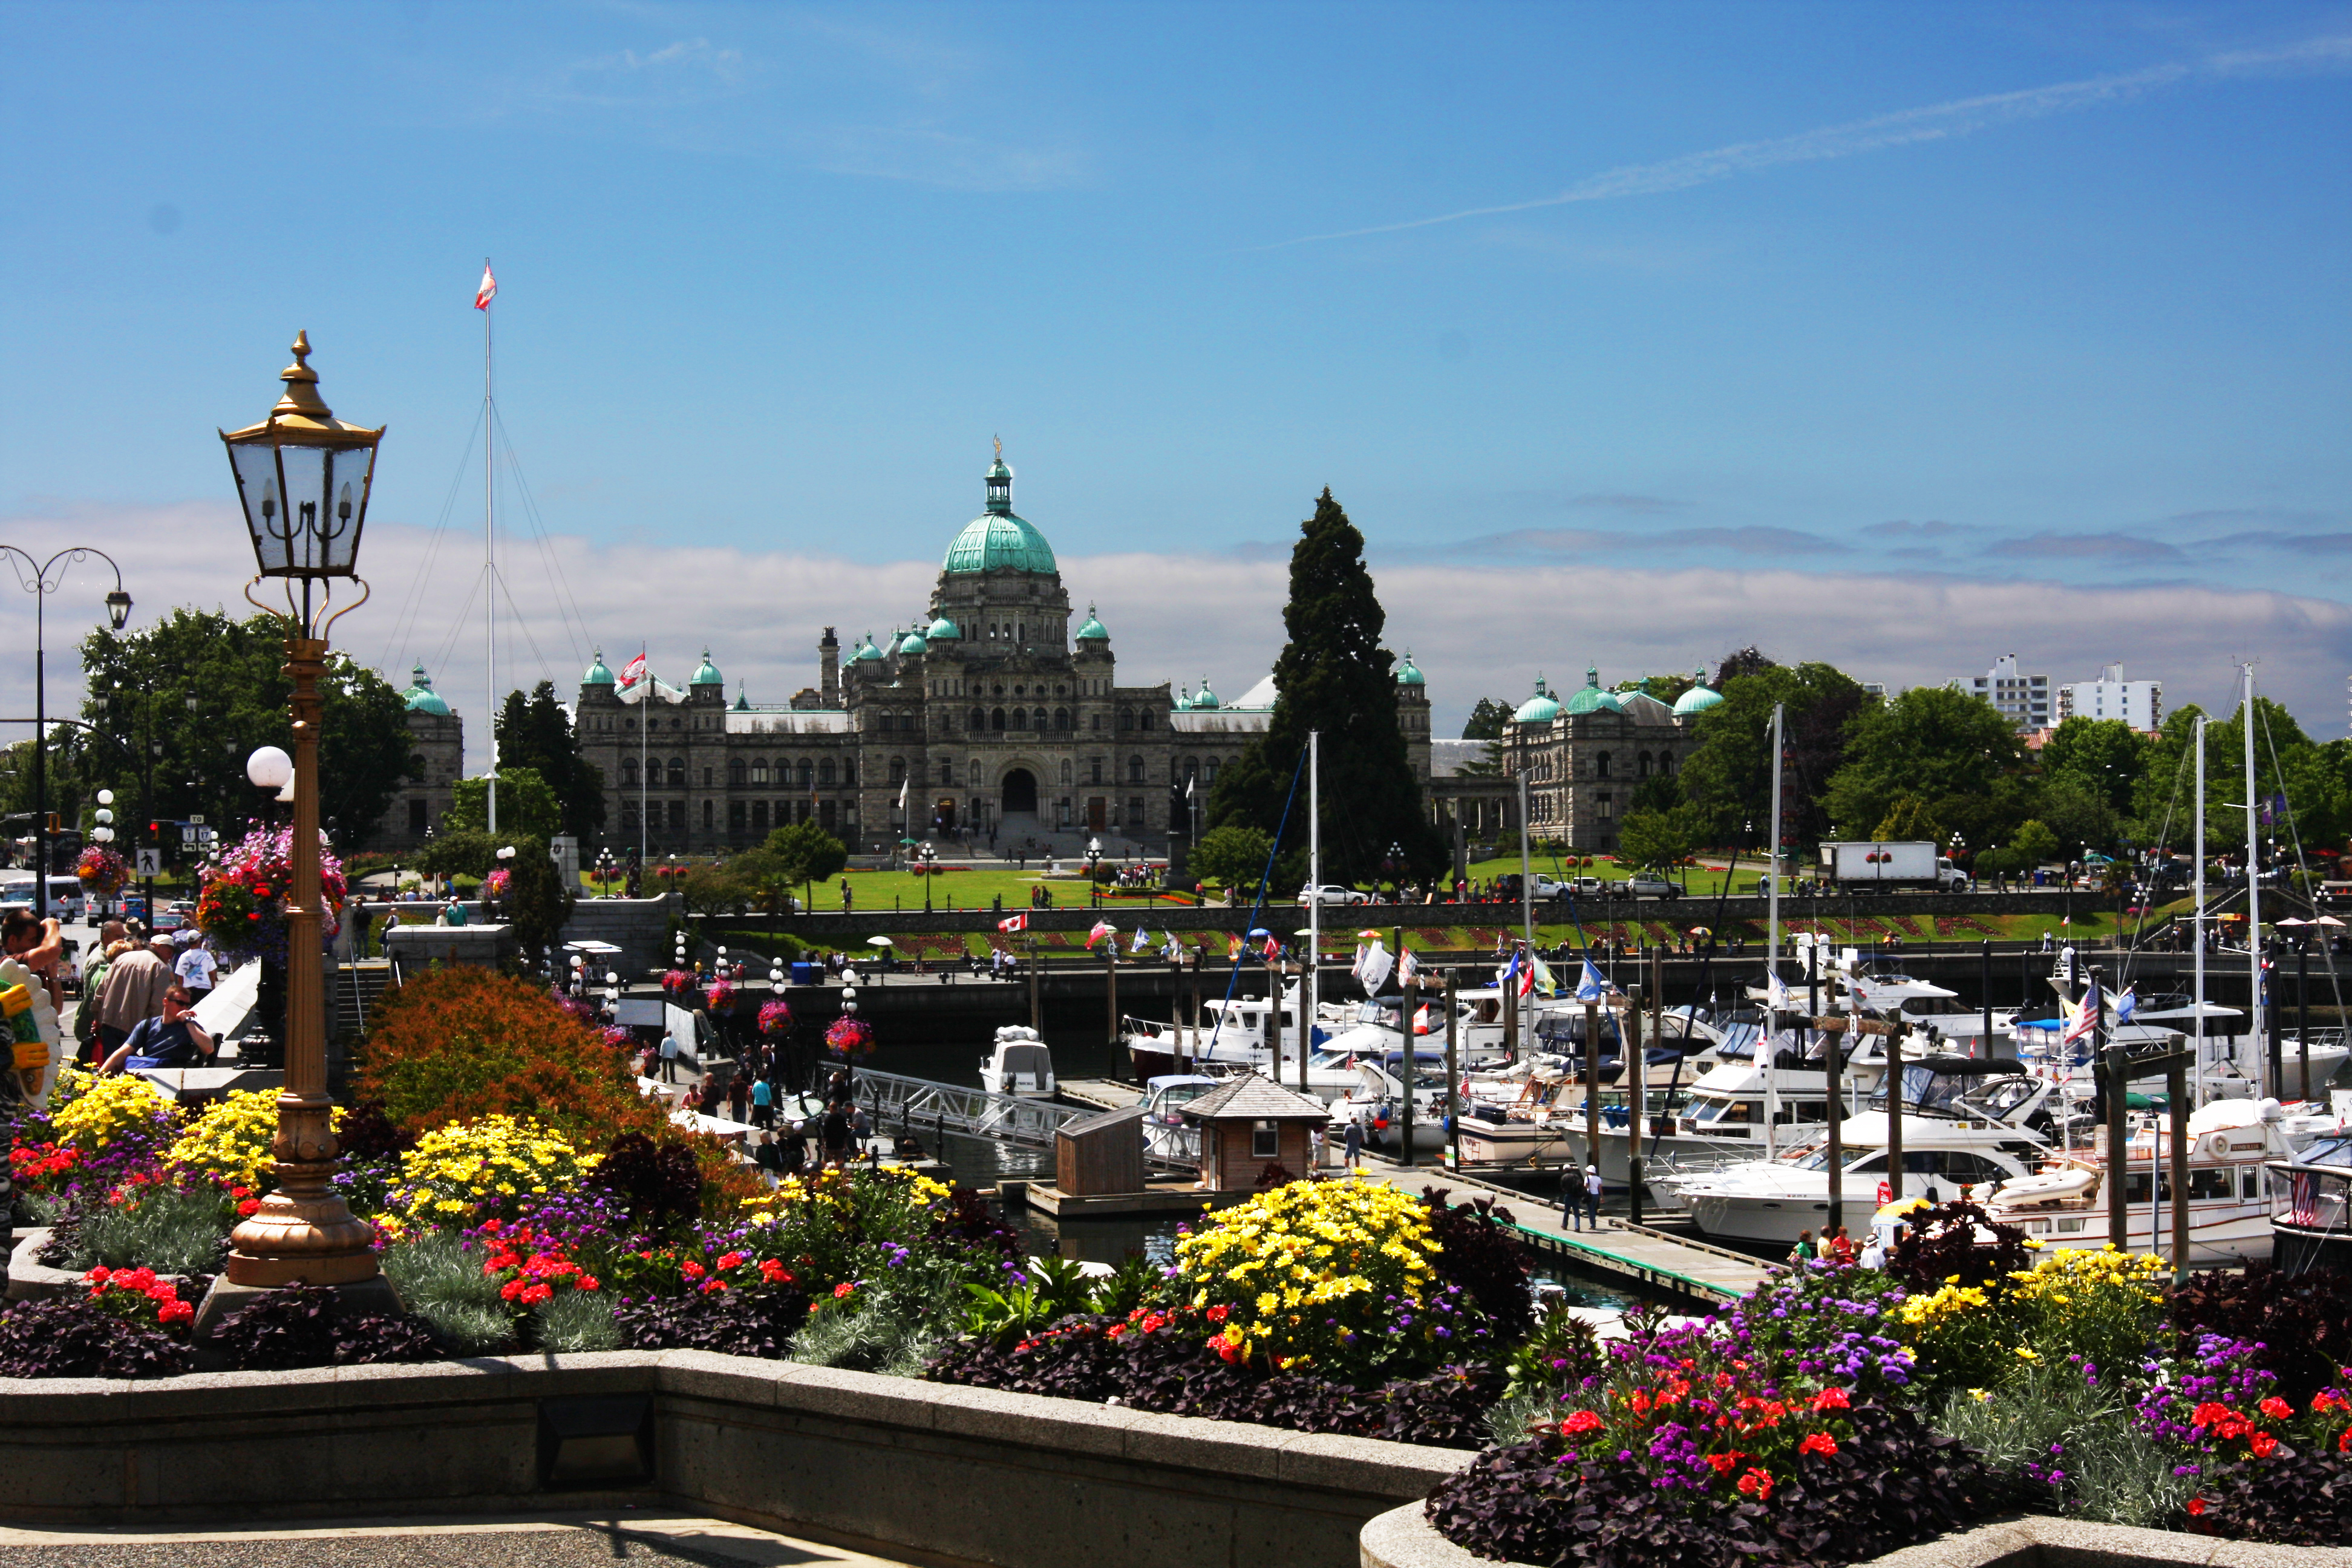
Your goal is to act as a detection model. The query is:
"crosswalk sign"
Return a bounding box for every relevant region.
[134,848,162,877]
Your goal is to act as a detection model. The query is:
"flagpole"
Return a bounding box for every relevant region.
[1307,729,1319,1095]
[483,257,497,835]
[1518,767,1533,1064]
[638,646,648,872]
[2193,716,2206,1109]
[1764,702,1783,1162]
[2243,664,2265,1098]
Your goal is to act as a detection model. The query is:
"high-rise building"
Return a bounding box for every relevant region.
[1958,654,2052,730]
[2056,662,2163,731]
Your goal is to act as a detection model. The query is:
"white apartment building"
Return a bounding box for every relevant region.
[1959,654,2053,730]
[2057,662,2163,731]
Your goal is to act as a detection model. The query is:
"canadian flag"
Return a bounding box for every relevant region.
[997,912,1028,933]
[1413,1004,1434,1036]
[475,261,497,310]
[618,652,648,689]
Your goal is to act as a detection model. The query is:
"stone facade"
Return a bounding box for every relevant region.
[573,453,1431,859]
[370,664,464,851]
[1498,668,1713,856]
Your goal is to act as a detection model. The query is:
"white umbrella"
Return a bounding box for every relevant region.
[2318,915,2347,928]
[866,936,895,947]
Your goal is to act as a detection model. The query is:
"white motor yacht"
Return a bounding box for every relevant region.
[978,1025,1056,1099]
[1679,1111,2045,1247]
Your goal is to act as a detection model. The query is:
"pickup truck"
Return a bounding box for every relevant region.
[1624,874,1682,900]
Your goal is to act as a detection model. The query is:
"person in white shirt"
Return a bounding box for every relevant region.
[172,938,217,1002]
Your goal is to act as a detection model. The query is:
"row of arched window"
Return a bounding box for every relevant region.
[965,707,1076,733]
[619,756,856,788]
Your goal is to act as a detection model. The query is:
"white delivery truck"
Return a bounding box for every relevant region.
[1817,841,1970,892]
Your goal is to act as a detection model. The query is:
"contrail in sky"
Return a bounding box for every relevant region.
[1266,38,2350,249]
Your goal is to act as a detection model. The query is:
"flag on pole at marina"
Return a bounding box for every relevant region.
[1574,957,1609,1003]
[996,912,1028,933]
[1399,947,1420,985]
[475,261,497,309]
[1354,938,1393,992]
[2114,987,2137,1026]
[1263,933,1280,961]
[1413,1004,1434,1035]
[1086,921,1116,949]
[1228,933,1244,958]
[1766,970,1794,1012]
[2059,979,2101,1049]
[1530,953,1557,998]
[1131,926,1149,953]
[1497,951,1519,994]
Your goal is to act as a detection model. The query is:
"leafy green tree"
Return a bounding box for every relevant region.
[500,836,577,964]
[1190,825,1275,890]
[759,818,848,908]
[414,829,497,883]
[1628,770,1685,817]
[730,849,799,920]
[1872,794,1945,846]
[1826,686,2023,842]
[1678,662,1869,849]
[2039,718,2148,817]
[494,681,607,846]
[1616,673,1696,706]
[78,610,415,853]
[1619,806,1703,870]
[2037,778,2118,860]
[679,864,743,920]
[444,768,563,843]
[1460,698,1512,741]
[2011,819,2060,866]
[1206,490,1445,881]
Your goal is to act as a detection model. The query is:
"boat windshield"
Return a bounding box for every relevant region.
[1956,1077,2043,1120]
[1691,1096,1754,1125]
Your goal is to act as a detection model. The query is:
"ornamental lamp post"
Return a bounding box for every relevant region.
[206,332,388,1308]
[0,543,131,918]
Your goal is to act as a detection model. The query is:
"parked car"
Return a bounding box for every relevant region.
[1296,884,1373,907]
[1625,874,1682,900]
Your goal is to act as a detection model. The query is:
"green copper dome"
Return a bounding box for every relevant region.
[583,649,615,686]
[898,630,929,655]
[1512,676,1561,725]
[1174,687,1193,711]
[926,615,961,640]
[690,648,723,686]
[942,451,1057,575]
[1673,670,1725,717]
[1076,604,1108,641]
[1397,650,1425,686]
[1192,676,1220,710]
[852,633,884,663]
[732,681,750,712]
[1563,666,1625,715]
[403,663,452,716]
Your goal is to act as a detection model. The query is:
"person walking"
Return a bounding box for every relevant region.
[750,1074,774,1130]
[1341,1117,1364,1171]
[172,935,215,1007]
[1583,1163,1604,1229]
[728,1071,750,1125]
[782,1119,809,1175]
[658,1027,681,1084]
[820,1102,851,1165]
[850,1103,873,1158]
[1562,1162,1584,1230]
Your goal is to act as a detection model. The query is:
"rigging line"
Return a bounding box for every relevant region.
[2118,733,2192,989]
[493,569,561,693]
[1206,745,1310,1053]
[489,405,595,667]
[378,404,485,674]
[427,566,486,687]
[2256,701,2347,1029]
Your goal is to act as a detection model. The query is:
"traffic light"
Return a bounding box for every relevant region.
[45,814,59,834]
[149,822,163,837]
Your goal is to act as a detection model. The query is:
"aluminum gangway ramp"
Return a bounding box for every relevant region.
[854,1068,1194,1170]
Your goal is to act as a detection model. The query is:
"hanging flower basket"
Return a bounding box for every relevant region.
[75,846,128,897]
[661,969,692,998]
[601,1025,634,1049]
[193,825,346,965]
[758,999,792,1037]
[483,867,512,899]
[824,1016,875,1057]
[703,979,735,1014]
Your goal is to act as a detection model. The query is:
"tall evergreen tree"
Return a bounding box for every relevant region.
[1206,489,1444,883]
[494,680,607,845]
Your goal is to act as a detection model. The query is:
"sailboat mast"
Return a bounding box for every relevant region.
[2194,716,2206,1108]
[483,261,498,835]
[1765,702,1783,1162]
[1306,729,1319,1093]
[2243,664,2263,1096]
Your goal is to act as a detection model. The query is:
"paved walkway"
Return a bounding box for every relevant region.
[0,1512,918,1568]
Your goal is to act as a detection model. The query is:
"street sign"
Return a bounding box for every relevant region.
[134,848,162,877]
[181,827,198,845]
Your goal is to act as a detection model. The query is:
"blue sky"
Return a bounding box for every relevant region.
[3,2,2348,753]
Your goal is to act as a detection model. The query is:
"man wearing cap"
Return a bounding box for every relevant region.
[91,933,176,1061]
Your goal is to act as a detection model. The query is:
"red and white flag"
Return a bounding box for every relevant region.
[1263,933,1280,961]
[474,261,497,310]
[1413,1004,1434,1036]
[997,912,1028,933]
[1086,921,1116,949]
[618,652,648,689]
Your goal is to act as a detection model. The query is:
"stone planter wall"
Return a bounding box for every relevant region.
[0,1351,1466,1567]
[1356,1500,2352,1568]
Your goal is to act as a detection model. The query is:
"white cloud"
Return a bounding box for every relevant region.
[3,504,2343,785]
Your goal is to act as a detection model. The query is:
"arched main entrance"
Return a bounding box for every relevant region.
[1002,768,1039,815]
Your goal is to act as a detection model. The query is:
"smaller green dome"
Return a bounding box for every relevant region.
[1673,670,1725,717]
[1512,675,1561,725]
[852,632,884,663]
[732,681,750,712]
[926,615,961,640]
[1563,666,1625,716]
[1076,603,1108,641]
[690,648,723,686]
[1397,650,1425,686]
[1192,676,1219,710]
[899,630,929,655]
[1174,687,1193,711]
[583,648,615,686]
[403,663,452,716]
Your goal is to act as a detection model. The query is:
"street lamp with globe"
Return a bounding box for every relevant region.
[0,544,131,919]
[204,332,389,1314]
[1086,836,1103,907]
